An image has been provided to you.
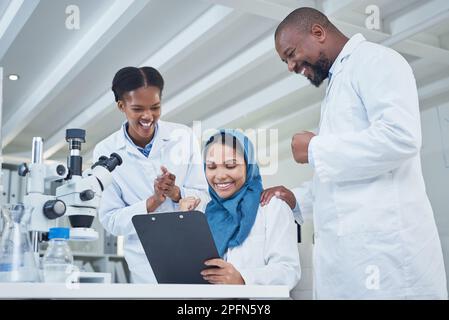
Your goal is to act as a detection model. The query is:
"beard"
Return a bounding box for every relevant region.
[302,52,332,87]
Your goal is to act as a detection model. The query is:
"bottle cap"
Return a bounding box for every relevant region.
[48,227,70,240]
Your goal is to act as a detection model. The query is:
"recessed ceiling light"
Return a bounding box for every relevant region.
[8,74,19,81]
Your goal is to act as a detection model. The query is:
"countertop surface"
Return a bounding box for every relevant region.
[0,283,289,299]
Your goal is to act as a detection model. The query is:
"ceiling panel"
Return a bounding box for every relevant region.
[1,0,112,121]
[0,0,448,166]
[21,0,211,140]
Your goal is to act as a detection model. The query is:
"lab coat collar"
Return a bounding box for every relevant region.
[116,120,172,158]
[329,33,366,78]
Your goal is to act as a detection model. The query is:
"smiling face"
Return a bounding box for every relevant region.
[205,142,246,199]
[118,86,161,147]
[275,25,331,87]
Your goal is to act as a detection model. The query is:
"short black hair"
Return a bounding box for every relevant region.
[275,7,334,40]
[111,66,164,102]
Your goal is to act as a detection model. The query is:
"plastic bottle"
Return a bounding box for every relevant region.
[43,227,74,283]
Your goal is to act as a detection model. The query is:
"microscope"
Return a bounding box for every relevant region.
[18,129,122,252]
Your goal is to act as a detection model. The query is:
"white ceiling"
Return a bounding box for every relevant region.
[1,0,449,167]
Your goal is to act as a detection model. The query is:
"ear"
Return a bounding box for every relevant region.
[117,100,125,112]
[311,23,326,44]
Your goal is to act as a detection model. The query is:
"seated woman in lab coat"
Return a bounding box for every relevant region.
[94,66,209,283]
[180,130,300,290]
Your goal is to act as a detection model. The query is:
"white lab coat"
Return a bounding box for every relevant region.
[94,120,209,283]
[225,197,301,290]
[293,34,447,299]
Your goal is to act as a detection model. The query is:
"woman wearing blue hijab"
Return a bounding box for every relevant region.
[180,130,300,289]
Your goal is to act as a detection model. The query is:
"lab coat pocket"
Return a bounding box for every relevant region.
[336,231,405,295]
[334,171,400,236]
[323,82,357,134]
[324,102,355,135]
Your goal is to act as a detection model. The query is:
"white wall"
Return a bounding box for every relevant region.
[420,104,449,291]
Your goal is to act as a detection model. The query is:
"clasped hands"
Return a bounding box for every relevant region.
[147,166,181,212]
[153,166,180,203]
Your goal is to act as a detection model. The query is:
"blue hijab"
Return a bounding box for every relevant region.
[204,130,263,257]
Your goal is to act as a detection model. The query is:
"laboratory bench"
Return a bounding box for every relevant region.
[0,283,290,299]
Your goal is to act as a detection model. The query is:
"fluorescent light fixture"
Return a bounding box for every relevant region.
[8,74,19,81]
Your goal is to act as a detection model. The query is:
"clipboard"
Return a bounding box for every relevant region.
[132,211,219,284]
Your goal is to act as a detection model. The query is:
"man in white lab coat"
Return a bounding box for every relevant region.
[264,7,448,299]
[94,66,209,283]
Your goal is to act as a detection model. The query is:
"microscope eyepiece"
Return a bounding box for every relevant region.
[109,153,123,169]
[92,153,123,172]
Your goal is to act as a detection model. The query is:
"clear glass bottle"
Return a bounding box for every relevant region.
[43,227,73,283]
[0,203,40,282]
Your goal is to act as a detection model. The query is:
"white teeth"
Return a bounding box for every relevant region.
[140,121,152,127]
[216,182,233,188]
[300,67,306,76]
